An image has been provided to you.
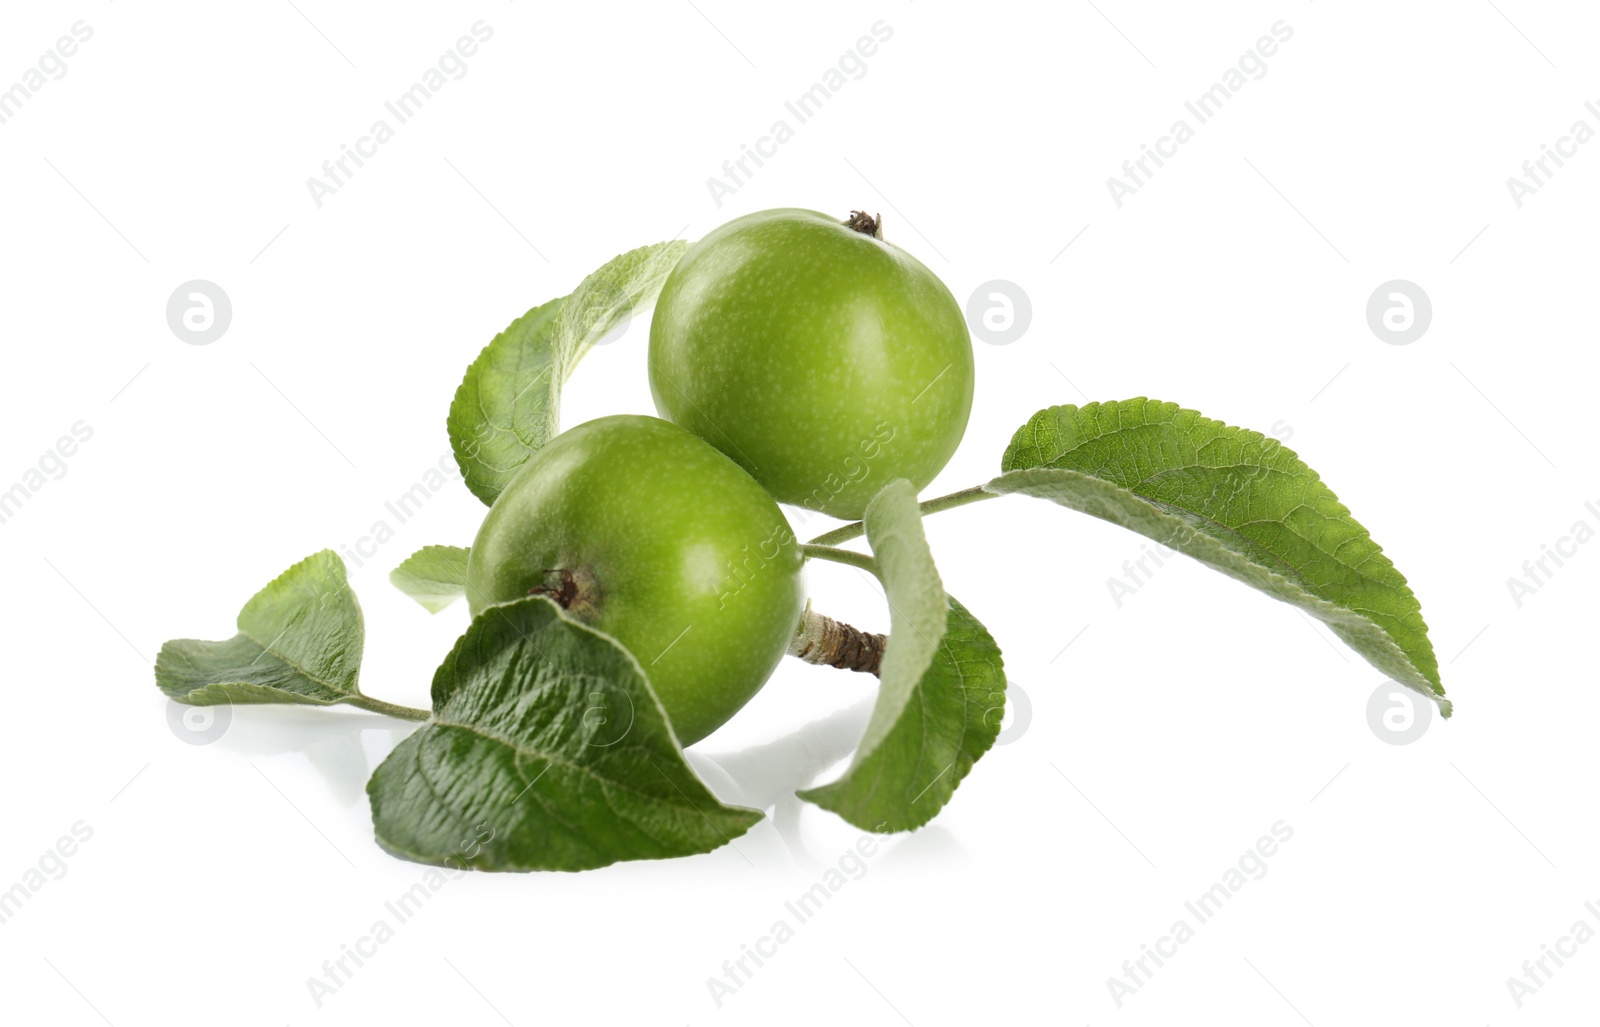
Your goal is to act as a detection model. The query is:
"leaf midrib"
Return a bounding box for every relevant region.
[998,465,1419,614]
[234,622,357,699]
[427,715,716,812]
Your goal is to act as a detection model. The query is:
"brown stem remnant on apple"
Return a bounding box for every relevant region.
[527,567,602,621]
[787,604,886,676]
[842,210,884,240]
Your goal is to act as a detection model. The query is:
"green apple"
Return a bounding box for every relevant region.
[649,208,975,520]
[465,415,805,745]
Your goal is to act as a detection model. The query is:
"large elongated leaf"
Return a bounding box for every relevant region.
[447,241,688,506]
[991,399,1447,712]
[367,597,762,872]
[155,551,366,707]
[391,545,470,613]
[800,596,1006,832]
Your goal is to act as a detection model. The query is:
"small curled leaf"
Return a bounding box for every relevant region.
[391,545,471,613]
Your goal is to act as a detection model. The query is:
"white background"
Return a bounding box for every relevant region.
[1,1,1595,1024]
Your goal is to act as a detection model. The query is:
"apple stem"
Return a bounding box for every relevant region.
[843,210,884,240]
[805,484,998,547]
[347,695,432,721]
[787,604,886,677]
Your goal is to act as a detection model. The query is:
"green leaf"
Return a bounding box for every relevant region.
[797,479,961,830]
[992,399,1448,713]
[447,240,688,506]
[448,297,567,506]
[799,597,1005,832]
[391,545,471,613]
[155,550,367,708]
[367,597,761,872]
[545,240,688,439]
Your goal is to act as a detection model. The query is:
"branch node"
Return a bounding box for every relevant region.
[787,605,886,676]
